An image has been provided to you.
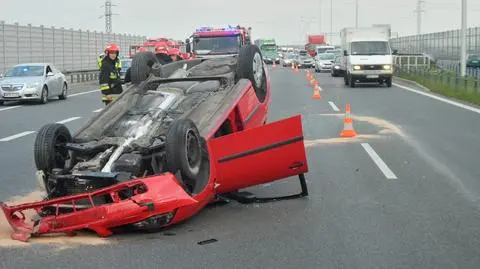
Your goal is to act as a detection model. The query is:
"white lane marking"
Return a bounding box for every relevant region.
[328,101,340,111]
[93,108,103,113]
[0,131,35,142]
[393,83,480,115]
[361,143,398,179]
[0,105,23,112]
[69,89,98,97]
[0,89,98,114]
[56,117,82,124]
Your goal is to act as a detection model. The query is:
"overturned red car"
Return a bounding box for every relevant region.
[1,44,309,242]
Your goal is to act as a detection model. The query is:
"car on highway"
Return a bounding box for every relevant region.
[466,54,480,68]
[120,58,132,83]
[314,53,336,72]
[331,56,345,77]
[296,50,314,68]
[282,53,297,67]
[1,45,310,242]
[0,63,68,105]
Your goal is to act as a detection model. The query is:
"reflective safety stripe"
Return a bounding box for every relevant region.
[101,95,114,101]
[100,84,110,91]
[109,72,118,79]
[115,61,122,69]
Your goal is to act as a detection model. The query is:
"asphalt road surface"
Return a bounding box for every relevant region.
[1,68,480,269]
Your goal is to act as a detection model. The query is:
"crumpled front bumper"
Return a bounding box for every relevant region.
[0,173,197,242]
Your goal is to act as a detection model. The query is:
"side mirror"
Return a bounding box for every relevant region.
[185,38,190,44]
[392,49,398,55]
[186,43,191,53]
[343,50,348,56]
[46,72,54,77]
[0,73,3,78]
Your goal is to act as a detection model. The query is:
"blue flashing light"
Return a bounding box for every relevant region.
[195,25,240,32]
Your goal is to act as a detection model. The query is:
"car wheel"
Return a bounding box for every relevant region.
[235,44,267,103]
[165,118,204,191]
[344,73,349,85]
[349,75,356,88]
[34,123,72,193]
[386,77,393,87]
[130,51,161,84]
[39,86,48,104]
[0,100,3,106]
[58,83,68,100]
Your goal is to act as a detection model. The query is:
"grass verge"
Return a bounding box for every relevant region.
[395,68,480,106]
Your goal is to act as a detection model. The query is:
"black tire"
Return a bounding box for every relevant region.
[344,73,349,85]
[386,77,392,87]
[165,119,204,190]
[34,123,72,174]
[130,51,161,84]
[0,100,3,106]
[39,86,48,104]
[58,83,67,100]
[349,74,356,88]
[235,44,267,102]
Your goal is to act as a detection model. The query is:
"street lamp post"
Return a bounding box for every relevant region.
[460,0,467,77]
[355,0,359,27]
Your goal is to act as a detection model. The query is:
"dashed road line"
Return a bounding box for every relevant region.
[93,108,103,113]
[0,131,35,142]
[0,89,98,113]
[361,143,398,179]
[328,101,340,112]
[393,83,480,115]
[0,105,22,112]
[56,117,82,124]
[69,89,98,97]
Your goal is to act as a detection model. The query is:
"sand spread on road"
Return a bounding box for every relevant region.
[304,113,405,147]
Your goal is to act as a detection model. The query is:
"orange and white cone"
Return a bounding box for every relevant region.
[312,86,321,99]
[340,104,357,137]
[272,60,276,68]
[309,77,316,86]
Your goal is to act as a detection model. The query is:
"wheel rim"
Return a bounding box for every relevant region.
[42,89,47,102]
[184,129,201,173]
[252,52,263,87]
[53,133,70,168]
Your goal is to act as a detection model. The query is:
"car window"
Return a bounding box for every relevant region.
[4,65,44,77]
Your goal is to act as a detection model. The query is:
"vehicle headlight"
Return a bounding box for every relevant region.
[383,65,391,70]
[26,82,40,88]
[353,65,361,70]
[334,66,340,69]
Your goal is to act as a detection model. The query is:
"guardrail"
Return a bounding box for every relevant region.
[63,69,99,84]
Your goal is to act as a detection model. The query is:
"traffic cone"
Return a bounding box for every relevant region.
[340,104,357,137]
[295,65,299,72]
[272,60,276,68]
[309,77,316,86]
[291,63,295,70]
[312,86,321,99]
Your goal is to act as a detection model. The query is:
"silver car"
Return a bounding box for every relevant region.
[0,63,68,105]
[314,53,336,72]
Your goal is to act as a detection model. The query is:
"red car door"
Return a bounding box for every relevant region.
[208,115,308,194]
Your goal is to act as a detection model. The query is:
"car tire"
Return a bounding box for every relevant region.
[130,51,161,84]
[386,77,392,87]
[39,86,48,104]
[34,123,72,193]
[58,83,68,100]
[0,100,3,106]
[344,73,349,85]
[235,44,267,103]
[349,75,356,88]
[165,118,204,191]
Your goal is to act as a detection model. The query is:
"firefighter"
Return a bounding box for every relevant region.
[155,46,171,64]
[168,48,183,62]
[99,43,122,105]
[97,52,105,69]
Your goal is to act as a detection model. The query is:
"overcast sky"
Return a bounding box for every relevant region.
[1,0,479,45]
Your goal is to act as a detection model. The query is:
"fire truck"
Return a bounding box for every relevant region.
[186,25,252,58]
[129,38,181,58]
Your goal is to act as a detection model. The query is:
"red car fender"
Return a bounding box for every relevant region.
[168,154,218,225]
